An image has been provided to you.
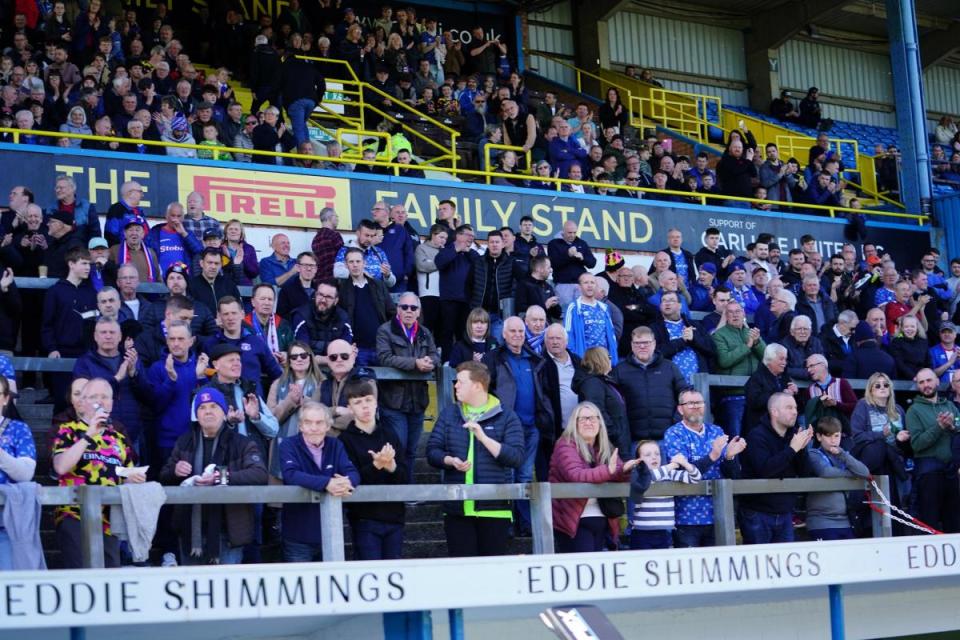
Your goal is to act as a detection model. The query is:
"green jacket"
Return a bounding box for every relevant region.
[711,324,766,394]
[905,395,959,463]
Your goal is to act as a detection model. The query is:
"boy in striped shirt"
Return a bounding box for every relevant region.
[629,441,702,550]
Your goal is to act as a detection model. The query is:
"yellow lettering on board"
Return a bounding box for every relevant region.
[577,207,599,241]
[55,165,84,180]
[404,196,428,229]
[475,204,496,233]
[629,211,653,244]
[602,209,627,244]
[530,204,553,237]
[88,168,118,204]
[492,200,516,227]
[554,205,574,226]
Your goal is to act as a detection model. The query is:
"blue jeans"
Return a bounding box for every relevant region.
[379,408,424,479]
[808,527,854,541]
[514,422,540,533]
[283,539,323,562]
[352,519,404,560]
[739,507,794,544]
[631,529,672,550]
[488,312,504,346]
[0,529,11,570]
[357,347,378,367]
[674,524,715,548]
[717,395,745,437]
[286,98,316,146]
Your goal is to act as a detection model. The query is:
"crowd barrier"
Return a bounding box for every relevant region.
[5,476,892,569]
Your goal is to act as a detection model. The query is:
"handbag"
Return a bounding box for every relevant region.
[597,497,625,518]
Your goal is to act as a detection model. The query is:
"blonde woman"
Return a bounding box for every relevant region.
[548,401,637,553]
[221,219,259,285]
[267,341,325,478]
[889,314,930,380]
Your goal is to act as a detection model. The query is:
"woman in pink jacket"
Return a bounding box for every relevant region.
[548,401,639,553]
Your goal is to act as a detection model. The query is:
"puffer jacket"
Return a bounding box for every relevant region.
[426,396,524,515]
[291,304,353,356]
[469,251,515,311]
[72,350,147,444]
[548,437,629,539]
[375,318,440,413]
[610,352,689,442]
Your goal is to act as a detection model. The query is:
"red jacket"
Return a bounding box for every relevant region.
[548,437,629,539]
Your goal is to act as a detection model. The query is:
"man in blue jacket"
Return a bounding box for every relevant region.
[548,120,587,178]
[280,401,360,562]
[434,224,476,357]
[380,204,418,293]
[740,392,814,544]
[202,296,283,395]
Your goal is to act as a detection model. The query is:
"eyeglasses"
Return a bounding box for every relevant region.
[328,353,351,362]
[577,415,600,422]
[245,120,258,125]
[298,262,318,269]
[398,304,419,311]
[872,382,891,389]
[680,400,704,407]
[632,340,654,347]
[289,352,311,361]
[316,292,336,300]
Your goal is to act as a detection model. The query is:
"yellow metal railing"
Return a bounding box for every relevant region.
[483,143,532,182]
[336,129,391,160]
[0,127,928,225]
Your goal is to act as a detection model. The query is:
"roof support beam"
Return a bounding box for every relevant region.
[920,22,960,69]
[745,0,856,54]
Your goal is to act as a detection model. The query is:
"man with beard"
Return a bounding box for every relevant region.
[906,368,960,533]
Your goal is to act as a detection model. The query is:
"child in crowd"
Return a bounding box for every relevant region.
[197,123,232,161]
[338,379,407,560]
[807,417,870,541]
[629,440,702,550]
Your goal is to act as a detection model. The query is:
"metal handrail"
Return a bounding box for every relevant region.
[0,129,928,223]
[21,476,891,568]
[483,142,532,182]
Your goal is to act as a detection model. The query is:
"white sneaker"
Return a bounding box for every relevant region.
[161,553,178,567]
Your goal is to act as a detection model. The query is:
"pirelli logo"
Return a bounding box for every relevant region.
[177,166,352,229]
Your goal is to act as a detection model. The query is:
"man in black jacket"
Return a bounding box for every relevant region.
[277,251,319,320]
[820,309,859,376]
[188,247,242,317]
[338,247,395,366]
[249,35,281,115]
[292,280,353,364]
[611,325,689,445]
[651,291,714,383]
[744,343,799,435]
[740,392,814,544]
[717,139,757,206]
[280,41,325,147]
[514,254,560,322]
[469,231,515,339]
[608,267,657,358]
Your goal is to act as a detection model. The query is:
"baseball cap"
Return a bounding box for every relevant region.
[88,237,108,250]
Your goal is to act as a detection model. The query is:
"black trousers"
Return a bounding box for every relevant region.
[436,299,469,360]
[443,514,510,557]
[57,517,121,569]
[915,458,960,533]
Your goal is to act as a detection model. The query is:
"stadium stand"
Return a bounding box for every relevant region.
[0,1,953,575]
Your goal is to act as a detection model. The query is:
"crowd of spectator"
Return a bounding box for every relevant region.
[0,3,954,571]
[0,165,958,567]
[0,1,873,218]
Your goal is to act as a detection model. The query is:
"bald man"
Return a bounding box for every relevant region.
[564,273,618,364]
[259,233,297,285]
[547,220,597,308]
[524,305,547,354]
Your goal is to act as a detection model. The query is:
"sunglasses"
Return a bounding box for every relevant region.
[872,382,891,389]
[399,304,419,311]
[328,353,351,362]
[289,352,311,361]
